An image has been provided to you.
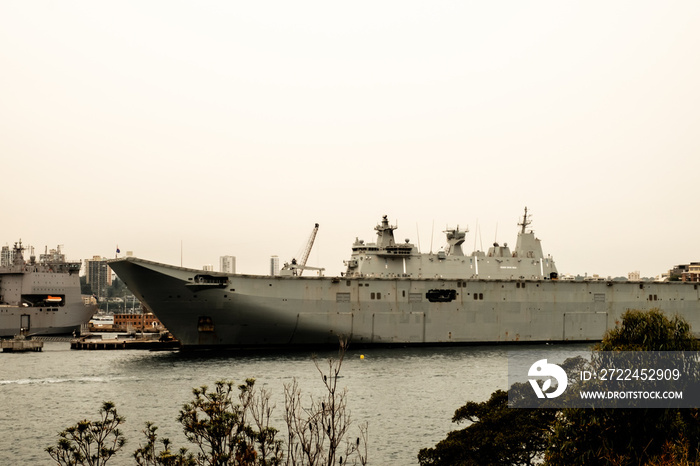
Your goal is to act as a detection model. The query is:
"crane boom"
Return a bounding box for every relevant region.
[279,223,324,277]
[297,223,319,276]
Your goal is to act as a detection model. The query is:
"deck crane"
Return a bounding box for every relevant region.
[297,223,319,275]
[280,223,325,277]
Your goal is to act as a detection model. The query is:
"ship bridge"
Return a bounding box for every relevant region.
[344,208,558,280]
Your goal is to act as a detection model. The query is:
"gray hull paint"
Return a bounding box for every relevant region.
[0,302,95,337]
[0,242,96,337]
[109,257,700,348]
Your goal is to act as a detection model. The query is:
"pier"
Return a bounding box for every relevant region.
[70,335,180,350]
[1,336,43,352]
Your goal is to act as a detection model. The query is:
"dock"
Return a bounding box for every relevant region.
[1,336,43,352]
[70,336,180,350]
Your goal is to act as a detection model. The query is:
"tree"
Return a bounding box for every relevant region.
[417,388,555,466]
[595,308,700,352]
[284,340,368,466]
[175,379,283,466]
[46,401,126,466]
[545,308,700,465]
[80,275,93,295]
[107,277,126,298]
[133,422,195,466]
[416,356,587,466]
[419,309,700,466]
[50,341,367,466]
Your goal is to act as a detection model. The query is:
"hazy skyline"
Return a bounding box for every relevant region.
[2,1,699,278]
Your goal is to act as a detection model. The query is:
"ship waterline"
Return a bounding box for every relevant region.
[108,210,700,348]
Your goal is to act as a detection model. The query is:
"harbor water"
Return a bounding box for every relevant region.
[0,342,591,465]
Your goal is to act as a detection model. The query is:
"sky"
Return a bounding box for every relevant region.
[1,1,699,279]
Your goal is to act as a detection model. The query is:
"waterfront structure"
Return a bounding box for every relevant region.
[683,263,700,282]
[220,256,236,274]
[0,244,16,267]
[270,255,279,276]
[2,335,43,352]
[113,311,163,331]
[109,209,700,349]
[89,314,114,330]
[666,263,700,282]
[0,241,96,336]
[85,256,112,299]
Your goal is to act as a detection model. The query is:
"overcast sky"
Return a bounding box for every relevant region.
[1,1,698,278]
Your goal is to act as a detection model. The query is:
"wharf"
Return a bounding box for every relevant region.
[71,337,180,351]
[2,336,43,352]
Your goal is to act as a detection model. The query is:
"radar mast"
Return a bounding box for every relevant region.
[518,207,532,234]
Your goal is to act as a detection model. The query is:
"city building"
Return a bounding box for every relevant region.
[666,263,700,282]
[682,263,700,282]
[39,245,66,263]
[85,256,113,299]
[0,245,15,267]
[668,264,689,280]
[270,255,279,276]
[113,311,164,331]
[203,264,214,271]
[220,255,236,273]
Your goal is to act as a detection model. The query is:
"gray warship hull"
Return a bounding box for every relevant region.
[108,257,700,349]
[109,211,700,348]
[0,295,95,337]
[0,242,96,337]
[0,310,93,337]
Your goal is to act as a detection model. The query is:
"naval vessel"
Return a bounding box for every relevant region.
[0,241,96,337]
[108,209,700,349]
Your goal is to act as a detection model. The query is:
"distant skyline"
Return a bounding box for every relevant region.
[2,1,699,279]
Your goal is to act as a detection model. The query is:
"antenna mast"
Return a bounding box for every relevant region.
[416,223,421,253]
[518,206,531,234]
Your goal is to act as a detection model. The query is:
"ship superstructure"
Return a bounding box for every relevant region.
[0,241,95,336]
[108,209,700,348]
[344,209,557,280]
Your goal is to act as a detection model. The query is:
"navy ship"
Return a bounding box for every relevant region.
[108,209,700,348]
[0,241,96,336]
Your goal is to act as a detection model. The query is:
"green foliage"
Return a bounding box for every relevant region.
[46,401,126,466]
[133,422,195,466]
[107,278,127,298]
[80,275,93,295]
[176,379,283,466]
[80,275,126,298]
[419,309,700,466]
[545,308,700,465]
[49,342,365,466]
[547,404,678,464]
[545,407,699,465]
[417,389,555,466]
[595,308,700,352]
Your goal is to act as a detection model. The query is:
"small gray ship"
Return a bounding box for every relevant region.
[108,209,700,348]
[0,241,96,337]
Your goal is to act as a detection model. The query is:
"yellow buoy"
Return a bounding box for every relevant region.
[360,354,365,359]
